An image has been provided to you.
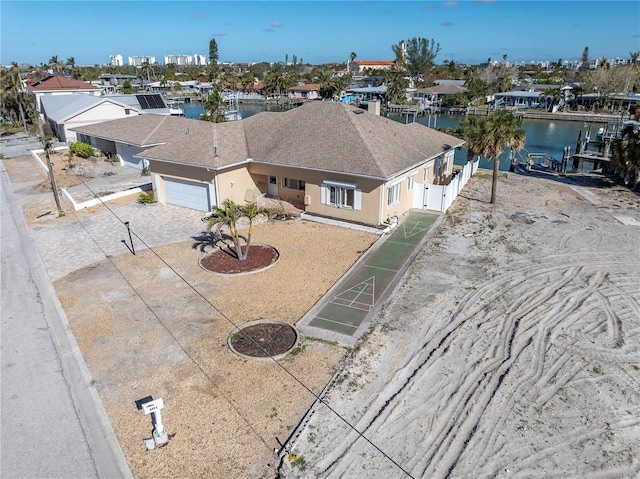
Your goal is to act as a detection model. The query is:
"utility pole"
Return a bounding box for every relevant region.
[42,139,65,217]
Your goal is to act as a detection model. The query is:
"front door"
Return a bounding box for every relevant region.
[267,176,278,197]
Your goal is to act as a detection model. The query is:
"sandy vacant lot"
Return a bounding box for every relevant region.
[283,171,640,478]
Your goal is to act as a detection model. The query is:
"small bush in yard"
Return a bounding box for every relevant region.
[138,192,155,204]
[69,142,94,158]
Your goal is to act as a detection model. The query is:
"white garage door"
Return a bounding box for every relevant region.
[164,178,210,212]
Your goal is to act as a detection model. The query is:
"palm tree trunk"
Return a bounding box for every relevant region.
[490,155,499,204]
[17,97,27,134]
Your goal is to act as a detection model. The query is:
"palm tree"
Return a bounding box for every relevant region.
[65,57,79,79]
[240,202,271,259]
[385,71,409,106]
[543,87,562,112]
[138,61,153,88]
[456,115,486,164]
[240,71,254,93]
[480,110,526,204]
[201,86,227,122]
[207,199,270,261]
[610,124,640,188]
[1,63,29,133]
[316,68,342,100]
[264,68,289,100]
[48,55,63,73]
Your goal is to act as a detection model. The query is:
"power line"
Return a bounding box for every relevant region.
[63,169,415,478]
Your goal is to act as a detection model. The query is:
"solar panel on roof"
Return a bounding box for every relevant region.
[136,94,166,110]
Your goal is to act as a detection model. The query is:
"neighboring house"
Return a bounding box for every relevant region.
[148,80,203,95]
[492,91,542,109]
[26,74,101,115]
[288,83,321,100]
[343,86,388,105]
[99,73,137,93]
[71,102,464,226]
[41,93,172,142]
[350,60,396,75]
[415,85,468,104]
[578,92,640,111]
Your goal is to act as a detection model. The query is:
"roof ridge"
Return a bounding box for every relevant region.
[141,115,170,145]
[343,104,386,177]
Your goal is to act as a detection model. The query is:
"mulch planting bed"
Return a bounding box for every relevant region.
[230,322,298,357]
[200,244,279,274]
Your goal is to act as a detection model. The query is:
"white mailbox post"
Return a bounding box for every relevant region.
[142,398,169,445]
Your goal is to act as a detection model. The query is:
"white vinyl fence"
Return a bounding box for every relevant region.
[423,158,479,213]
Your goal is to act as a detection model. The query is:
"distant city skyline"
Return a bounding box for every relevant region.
[2,1,639,67]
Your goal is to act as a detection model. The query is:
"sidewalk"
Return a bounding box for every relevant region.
[1,163,133,479]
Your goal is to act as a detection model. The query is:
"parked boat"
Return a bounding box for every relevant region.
[165,100,185,117]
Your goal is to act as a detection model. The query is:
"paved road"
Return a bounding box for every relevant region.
[1,165,132,479]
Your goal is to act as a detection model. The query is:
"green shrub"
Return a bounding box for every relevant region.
[69,142,94,158]
[138,192,155,204]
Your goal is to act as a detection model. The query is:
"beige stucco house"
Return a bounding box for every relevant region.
[72,102,464,227]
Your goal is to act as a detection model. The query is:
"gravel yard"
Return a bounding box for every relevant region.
[54,218,378,479]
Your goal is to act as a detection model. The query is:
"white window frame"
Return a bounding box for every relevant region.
[321,180,361,210]
[387,179,402,207]
[407,172,417,192]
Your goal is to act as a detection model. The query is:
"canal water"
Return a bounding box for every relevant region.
[183,103,596,172]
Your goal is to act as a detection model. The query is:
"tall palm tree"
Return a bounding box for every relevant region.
[138,61,153,88]
[2,63,29,133]
[48,55,63,73]
[65,57,79,79]
[480,110,526,204]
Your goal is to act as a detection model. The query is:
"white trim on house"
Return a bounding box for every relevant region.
[321,180,362,210]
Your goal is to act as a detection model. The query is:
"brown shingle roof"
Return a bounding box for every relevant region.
[72,103,464,179]
[26,74,100,92]
[242,102,463,178]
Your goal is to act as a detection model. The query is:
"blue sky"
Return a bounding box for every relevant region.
[2,1,638,66]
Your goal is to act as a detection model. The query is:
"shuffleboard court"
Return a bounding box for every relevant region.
[298,212,440,344]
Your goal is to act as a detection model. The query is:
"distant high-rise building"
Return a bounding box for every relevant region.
[109,54,124,67]
[164,54,208,66]
[128,56,156,66]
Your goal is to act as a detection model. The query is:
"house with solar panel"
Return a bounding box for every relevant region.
[71,101,466,226]
[40,93,174,143]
